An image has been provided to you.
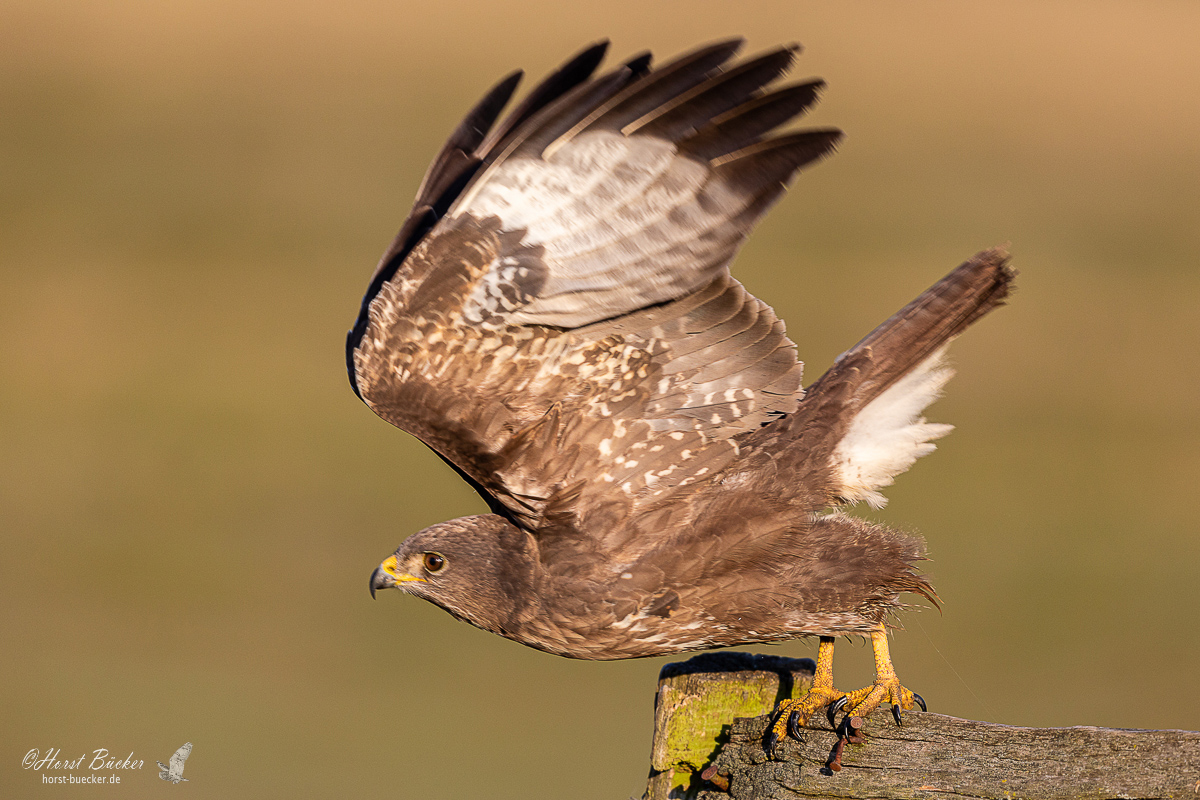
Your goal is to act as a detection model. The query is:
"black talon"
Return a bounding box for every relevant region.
[835,716,849,738]
[828,695,848,725]
[827,695,848,728]
[913,692,927,712]
[891,703,903,726]
[764,729,778,755]
[787,709,804,739]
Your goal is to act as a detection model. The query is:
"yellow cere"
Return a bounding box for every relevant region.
[380,555,425,583]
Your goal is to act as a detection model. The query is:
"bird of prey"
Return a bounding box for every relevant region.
[354,39,1013,751]
[156,742,191,783]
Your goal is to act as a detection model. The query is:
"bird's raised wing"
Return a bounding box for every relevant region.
[348,40,840,537]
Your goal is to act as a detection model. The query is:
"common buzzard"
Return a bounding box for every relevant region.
[353,39,1013,751]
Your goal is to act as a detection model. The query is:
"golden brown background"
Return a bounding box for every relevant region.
[4,2,1198,797]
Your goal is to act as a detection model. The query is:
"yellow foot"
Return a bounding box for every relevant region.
[824,676,926,772]
[764,628,928,762]
[837,625,926,737]
[765,636,844,754]
[766,685,845,751]
[838,676,926,731]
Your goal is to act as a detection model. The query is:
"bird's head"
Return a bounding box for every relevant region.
[369,514,537,634]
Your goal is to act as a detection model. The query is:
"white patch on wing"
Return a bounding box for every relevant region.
[453,130,742,328]
[832,347,955,509]
[463,132,687,246]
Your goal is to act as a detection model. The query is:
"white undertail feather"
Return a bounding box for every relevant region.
[832,347,955,509]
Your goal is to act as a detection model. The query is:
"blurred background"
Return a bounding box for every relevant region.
[4,1,1198,797]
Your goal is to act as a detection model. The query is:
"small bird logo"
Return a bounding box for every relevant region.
[156,742,191,783]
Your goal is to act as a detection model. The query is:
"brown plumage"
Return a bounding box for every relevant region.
[353,39,1014,747]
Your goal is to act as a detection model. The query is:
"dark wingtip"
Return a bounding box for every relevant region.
[561,40,611,82]
[489,70,526,108]
[624,51,653,76]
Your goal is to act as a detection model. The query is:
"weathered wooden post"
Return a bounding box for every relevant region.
[645,653,814,799]
[646,652,1200,800]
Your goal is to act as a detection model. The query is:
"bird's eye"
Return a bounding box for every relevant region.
[423,552,446,573]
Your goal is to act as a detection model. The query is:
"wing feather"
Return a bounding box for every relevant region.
[545,38,745,154]
[622,45,797,140]
[476,41,612,157]
[681,80,825,161]
[350,41,840,534]
[347,43,614,395]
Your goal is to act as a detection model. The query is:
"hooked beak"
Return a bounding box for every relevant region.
[369,566,391,599]
[369,554,424,599]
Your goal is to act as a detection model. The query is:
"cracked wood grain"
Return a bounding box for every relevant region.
[645,653,1200,800]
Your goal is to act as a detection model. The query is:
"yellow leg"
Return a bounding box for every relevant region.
[767,636,845,752]
[767,626,926,756]
[839,624,926,729]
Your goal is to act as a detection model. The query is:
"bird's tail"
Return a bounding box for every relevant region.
[818,247,1013,411]
[756,248,1014,508]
